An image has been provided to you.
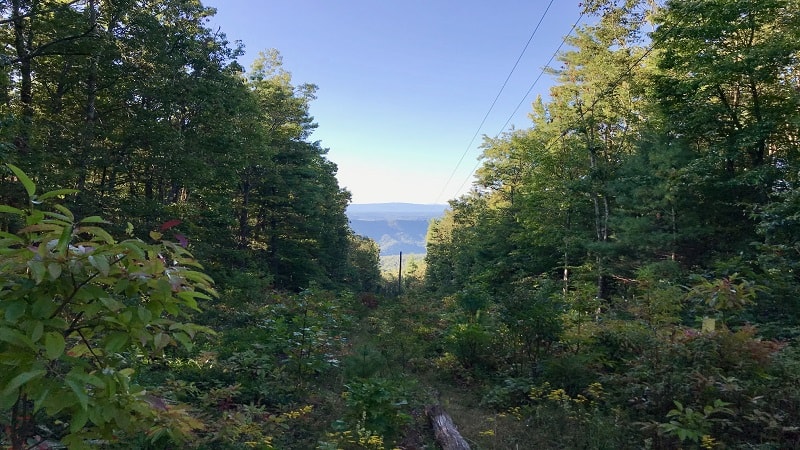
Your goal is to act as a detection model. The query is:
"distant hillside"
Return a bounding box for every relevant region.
[346,203,447,255]
[346,203,449,220]
[380,253,426,273]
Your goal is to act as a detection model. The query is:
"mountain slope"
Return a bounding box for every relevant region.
[346,203,447,255]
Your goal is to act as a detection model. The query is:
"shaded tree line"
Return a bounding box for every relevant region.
[0,0,380,292]
[428,0,800,337]
[425,0,800,447]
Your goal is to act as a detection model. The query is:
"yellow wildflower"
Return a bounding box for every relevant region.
[280,404,313,420]
[573,394,588,404]
[587,382,604,400]
[701,435,717,449]
[547,388,569,402]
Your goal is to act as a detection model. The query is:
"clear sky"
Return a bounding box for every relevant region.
[201,1,589,204]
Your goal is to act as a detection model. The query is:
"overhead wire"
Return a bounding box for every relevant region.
[435,0,556,204]
[452,11,585,198]
[533,0,693,156]
[451,0,695,199]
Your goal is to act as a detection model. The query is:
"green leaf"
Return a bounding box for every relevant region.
[27,260,47,284]
[18,223,60,235]
[47,262,62,280]
[163,299,180,316]
[4,300,27,322]
[77,226,115,244]
[79,216,108,224]
[66,376,90,411]
[118,310,133,325]
[31,321,44,342]
[52,204,75,222]
[44,332,65,360]
[183,270,214,285]
[0,205,24,215]
[32,385,52,413]
[137,306,153,323]
[0,230,24,241]
[37,188,79,201]
[69,406,89,430]
[153,332,171,351]
[32,297,57,319]
[173,331,193,351]
[42,211,72,224]
[0,389,19,409]
[1,369,46,398]
[6,163,36,198]
[104,332,130,353]
[113,278,130,294]
[88,254,110,276]
[99,296,123,312]
[0,327,35,349]
[120,240,146,258]
[176,291,202,310]
[75,371,105,388]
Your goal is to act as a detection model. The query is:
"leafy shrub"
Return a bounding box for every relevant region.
[481,377,536,410]
[444,311,501,370]
[0,165,215,448]
[540,353,599,396]
[343,344,389,380]
[338,377,414,441]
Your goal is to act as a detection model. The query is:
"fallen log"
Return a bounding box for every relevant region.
[426,405,471,450]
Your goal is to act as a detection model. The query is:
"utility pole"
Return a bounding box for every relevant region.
[398,251,402,295]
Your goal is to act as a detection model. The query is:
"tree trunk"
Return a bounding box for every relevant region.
[237,172,251,248]
[11,0,34,154]
[79,0,99,191]
[426,405,471,450]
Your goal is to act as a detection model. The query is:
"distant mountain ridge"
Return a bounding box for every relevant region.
[346,203,448,255]
[346,203,449,220]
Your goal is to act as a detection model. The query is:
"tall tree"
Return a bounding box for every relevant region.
[1,2,361,293]
[651,0,800,258]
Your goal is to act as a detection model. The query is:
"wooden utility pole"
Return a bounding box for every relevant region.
[398,251,402,294]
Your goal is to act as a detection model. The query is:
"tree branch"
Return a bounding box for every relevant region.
[0,0,84,25]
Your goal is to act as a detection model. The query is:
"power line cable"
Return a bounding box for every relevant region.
[538,0,691,152]
[453,11,585,197]
[435,0,556,203]
[453,0,697,197]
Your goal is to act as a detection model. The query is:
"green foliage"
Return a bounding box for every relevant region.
[1,0,362,294]
[366,292,444,373]
[417,1,800,447]
[209,289,354,403]
[0,165,215,448]
[658,399,734,446]
[496,381,626,449]
[346,235,381,293]
[0,1,379,447]
[342,344,388,380]
[126,286,363,449]
[445,317,496,369]
[455,284,491,315]
[480,377,537,410]
[4,0,800,447]
[687,273,760,315]
[498,277,563,368]
[339,377,414,440]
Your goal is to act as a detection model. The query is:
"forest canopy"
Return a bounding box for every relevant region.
[424,0,800,447]
[1,0,380,447]
[0,0,380,292]
[2,0,800,448]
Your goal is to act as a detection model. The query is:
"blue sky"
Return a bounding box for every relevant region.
[202,1,589,204]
